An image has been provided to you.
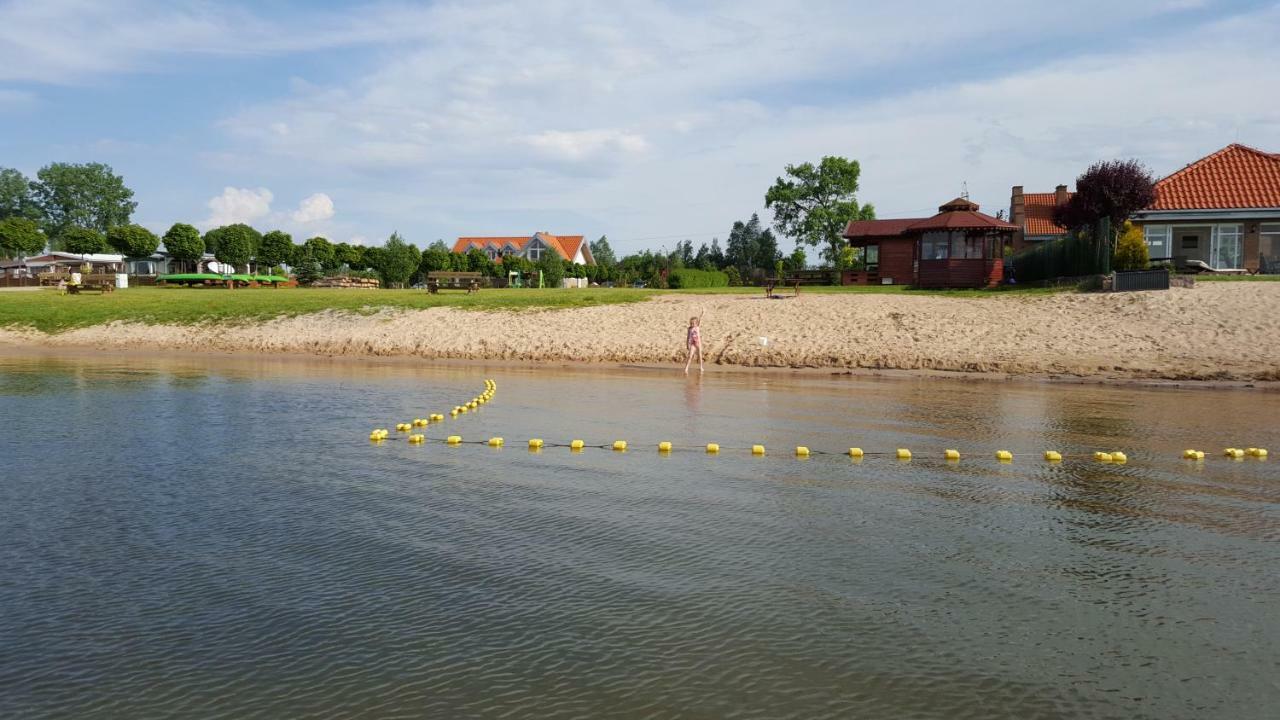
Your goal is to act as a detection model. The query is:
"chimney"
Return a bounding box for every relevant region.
[1055,184,1068,206]
[1010,186,1025,227]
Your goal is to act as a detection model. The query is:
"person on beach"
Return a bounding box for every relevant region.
[684,311,704,374]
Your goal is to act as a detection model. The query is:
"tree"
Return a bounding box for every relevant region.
[464,247,494,274]
[333,242,363,269]
[300,236,336,270]
[370,232,420,288]
[725,214,779,273]
[590,235,616,266]
[786,247,807,271]
[60,226,108,255]
[105,224,159,258]
[1113,221,1149,271]
[30,162,136,239]
[258,230,294,269]
[0,168,39,221]
[537,251,564,288]
[418,247,453,275]
[676,239,694,266]
[1053,159,1157,232]
[764,155,875,265]
[209,224,257,271]
[0,216,46,258]
[205,224,262,269]
[707,237,725,269]
[163,223,204,268]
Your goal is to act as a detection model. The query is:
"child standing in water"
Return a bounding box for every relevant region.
[684,311,704,374]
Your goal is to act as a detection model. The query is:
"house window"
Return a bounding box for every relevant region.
[1210,224,1243,270]
[1143,225,1171,258]
[949,232,986,259]
[1181,236,1199,250]
[921,231,950,260]
[864,244,879,269]
[1261,224,1280,268]
[527,247,541,261]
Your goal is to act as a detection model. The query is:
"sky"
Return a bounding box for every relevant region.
[2,0,1279,254]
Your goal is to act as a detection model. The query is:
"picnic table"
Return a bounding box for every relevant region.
[427,271,485,293]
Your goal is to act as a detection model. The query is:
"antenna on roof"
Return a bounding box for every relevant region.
[961,181,970,200]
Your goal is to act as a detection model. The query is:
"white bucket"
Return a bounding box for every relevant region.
[115,273,129,289]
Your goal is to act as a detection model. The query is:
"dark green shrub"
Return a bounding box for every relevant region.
[668,268,729,288]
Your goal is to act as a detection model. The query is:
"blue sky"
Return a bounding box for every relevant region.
[2,0,1278,254]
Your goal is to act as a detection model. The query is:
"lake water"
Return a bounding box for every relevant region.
[1,351,1277,719]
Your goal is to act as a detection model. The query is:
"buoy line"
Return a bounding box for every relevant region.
[365,381,1269,463]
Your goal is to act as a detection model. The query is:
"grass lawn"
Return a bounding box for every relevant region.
[0,283,1068,334]
[1194,274,1280,282]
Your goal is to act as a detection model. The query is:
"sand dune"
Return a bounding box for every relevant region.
[3,284,1279,381]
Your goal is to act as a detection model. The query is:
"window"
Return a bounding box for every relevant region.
[1210,224,1243,269]
[864,244,879,268]
[1261,224,1280,268]
[1181,236,1199,249]
[949,232,987,259]
[527,247,541,261]
[921,231,950,259]
[1143,225,1171,258]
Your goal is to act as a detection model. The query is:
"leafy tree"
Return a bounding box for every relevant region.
[258,230,294,269]
[835,245,860,271]
[0,216,46,257]
[427,239,450,253]
[419,247,453,274]
[707,237,725,268]
[1053,159,1157,232]
[205,224,262,268]
[0,168,39,221]
[210,224,258,271]
[294,259,324,285]
[723,265,742,287]
[106,224,160,258]
[333,242,363,269]
[163,223,204,267]
[60,226,108,255]
[464,247,494,275]
[676,239,694,267]
[725,214,780,273]
[1113,221,1149,271]
[786,247,807,271]
[537,250,564,288]
[30,162,136,239]
[301,236,336,270]
[590,235,616,266]
[370,232,420,288]
[764,155,875,265]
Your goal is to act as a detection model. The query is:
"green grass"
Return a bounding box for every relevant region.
[660,284,1068,297]
[1194,274,1280,282]
[0,283,1071,334]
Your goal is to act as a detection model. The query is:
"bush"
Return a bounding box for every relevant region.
[537,252,564,288]
[724,266,742,286]
[1113,221,1149,271]
[106,224,160,258]
[1008,229,1107,283]
[60,226,108,255]
[294,260,323,285]
[668,268,729,288]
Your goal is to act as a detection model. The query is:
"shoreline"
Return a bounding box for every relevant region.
[3,285,1279,387]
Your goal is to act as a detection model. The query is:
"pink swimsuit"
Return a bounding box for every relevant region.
[688,326,701,346]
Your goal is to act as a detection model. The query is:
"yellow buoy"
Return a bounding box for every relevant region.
[944,449,961,461]
[528,438,544,449]
[795,446,810,457]
[570,439,585,450]
[446,435,462,445]
[1044,450,1062,462]
[458,406,468,414]
[1094,452,1113,462]
[1183,449,1200,459]
[612,440,627,451]
[751,444,766,455]
[995,450,1013,462]
[896,448,911,460]
[408,434,425,444]
[1110,451,1127,464]
[369,432,384,441]
[1252,448,1268,458]
[488,437,504,447]
[706,443,720,454]
[658,441,672,452]
[848,448,864,458]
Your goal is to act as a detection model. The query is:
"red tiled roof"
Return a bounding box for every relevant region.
[1151,143,1280,210]
[842,218,924,238]
[906,199,1019,232]
[452,233,592,263]
[1022,192,1071,236]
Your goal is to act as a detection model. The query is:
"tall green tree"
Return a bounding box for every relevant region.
[300,236,336,270]
[764,155,875,265]
[537,250,564,288]
[208,224,259,272]
[427,239,450,253]
[106,224,160,258]
[258,230,294,269]
[0,168,39,221]
[30,162,136,240]
[60,227,108,255]
[333,242,363,269]
[163,223,204,267]
[589,235,616,266]
[368,232,420,288]
[0,216,46,258]
[725,214,778,273]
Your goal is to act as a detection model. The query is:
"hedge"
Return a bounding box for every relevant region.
[1008,232,1106,283]
[668,268,729,288]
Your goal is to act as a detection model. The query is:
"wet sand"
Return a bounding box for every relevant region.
[2,284,1278,382]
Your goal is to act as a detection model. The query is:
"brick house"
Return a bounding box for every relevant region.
[452,232,595,265]
[1009,184,1072,250]
[1130,144,1280,272]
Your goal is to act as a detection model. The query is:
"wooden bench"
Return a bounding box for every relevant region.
[764,275,827,297]
[427,271,485,293]
[66,282,114,294]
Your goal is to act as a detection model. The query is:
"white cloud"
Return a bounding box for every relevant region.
[348,235,368,246]
[524,129,648,162]
[203,186,273,229]
[291,193,334,223]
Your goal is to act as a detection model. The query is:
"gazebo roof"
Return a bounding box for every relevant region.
[906,198,1019,233]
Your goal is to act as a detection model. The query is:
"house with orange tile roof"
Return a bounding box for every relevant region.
[451,232,595,265]
[1131,144,1280,272]
[1009,184,1072,250]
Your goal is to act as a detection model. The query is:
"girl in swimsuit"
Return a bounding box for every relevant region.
[683,312,704,375]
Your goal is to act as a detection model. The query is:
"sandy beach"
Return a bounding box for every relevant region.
[2,283,1278,381]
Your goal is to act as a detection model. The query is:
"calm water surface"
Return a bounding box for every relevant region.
[0,352,1277,719]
